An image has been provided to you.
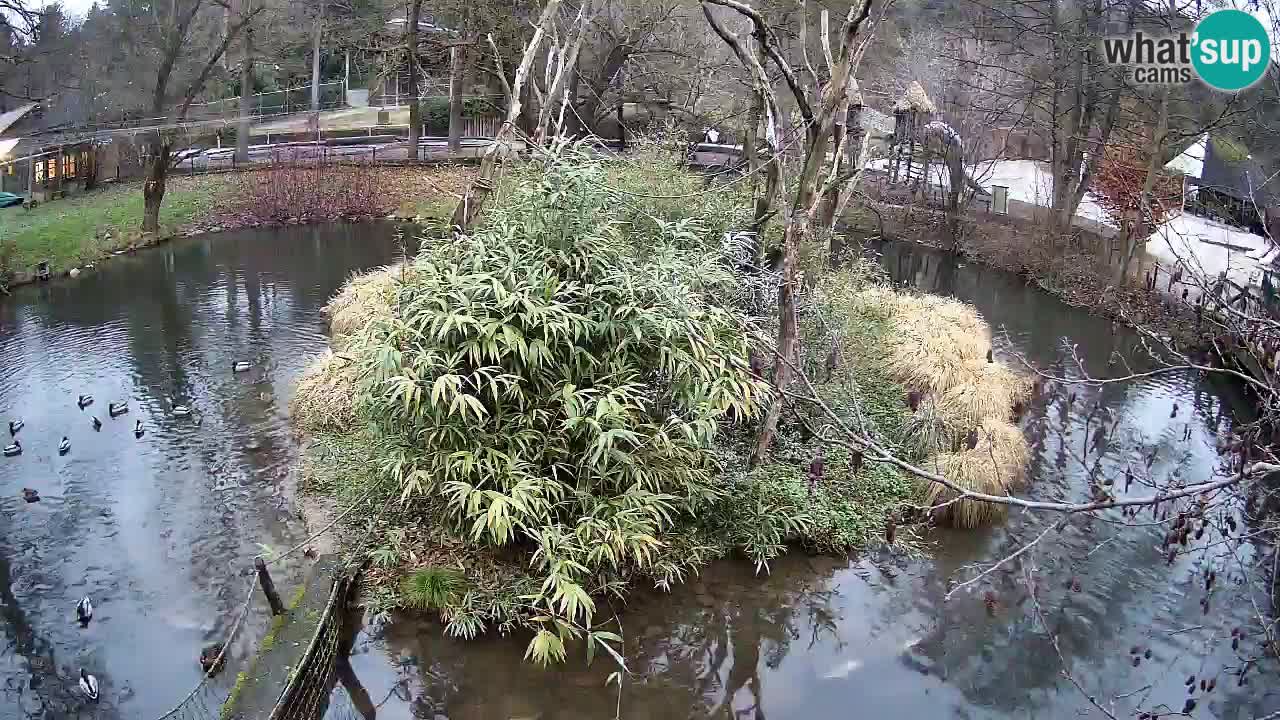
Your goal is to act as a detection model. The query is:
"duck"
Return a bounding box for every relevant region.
[21,488,39,503]
[134,420,144,439]
[59,437,71,455]
[91,417,102,431]
[108,402,128,417]
[79,669,99,703]
[76,596,93,626]
[172,405,192,417]
[232,361,253,373]
[9,420,23,436]
[77,394,94,409]
[3,439,20,457]
[199,643,226,675]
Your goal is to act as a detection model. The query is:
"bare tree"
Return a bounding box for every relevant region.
[700,0,875,464]
[406,0,424,160]
[137,0,263,234]
[450,0,567,231]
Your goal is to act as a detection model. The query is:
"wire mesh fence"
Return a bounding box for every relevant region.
[184,83,349,122]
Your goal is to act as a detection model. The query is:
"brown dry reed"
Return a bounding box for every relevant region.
[860,288,1031,528]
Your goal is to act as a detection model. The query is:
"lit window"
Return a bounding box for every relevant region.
[66,154,76,177]
[47,158,57,179]
[34,161,44,183]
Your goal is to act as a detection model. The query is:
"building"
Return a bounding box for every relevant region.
[1166,134,1279,238]
[0,101,118,202]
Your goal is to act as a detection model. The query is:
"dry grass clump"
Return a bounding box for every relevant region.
[861,287,1032,528]
[918,418,1029,527]
[291,351,360,432]
[936,361,1032,427]
[879,293,991,395]
[324,264,406,348]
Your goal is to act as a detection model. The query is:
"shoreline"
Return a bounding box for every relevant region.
[0,164,473,296]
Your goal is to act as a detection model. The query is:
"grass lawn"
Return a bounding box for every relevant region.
[0,175,234,276]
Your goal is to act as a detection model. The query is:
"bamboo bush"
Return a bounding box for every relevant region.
[345,153,771,661]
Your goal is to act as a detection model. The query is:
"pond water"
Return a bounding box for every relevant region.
[331,240,1279,720]
[1,228,1276,720]
[0,223,415,720]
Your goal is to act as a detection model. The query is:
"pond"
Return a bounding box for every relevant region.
[0,223,415,720]
[0,228,1276,720]
[332,240,1279,720]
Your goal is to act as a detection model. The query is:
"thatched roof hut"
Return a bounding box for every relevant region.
[893,81,937,115]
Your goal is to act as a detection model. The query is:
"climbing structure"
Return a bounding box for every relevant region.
[889,80,937,187]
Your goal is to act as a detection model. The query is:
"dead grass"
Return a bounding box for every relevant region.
[936,361,1032,427]
[919,418,1029,527]
[291,352,360,433]
[323,264,407,348]
[294,264,409,432]
[862,287,1032,528]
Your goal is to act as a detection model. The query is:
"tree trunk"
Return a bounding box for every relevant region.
[451,1,564,231]
[447,44,463,152]
[750,216,803,467]
[236,25,254,163]
[142,139,171,235]
[1114,85,1170,286]
[310,0,325,112]
[406,0,422,160]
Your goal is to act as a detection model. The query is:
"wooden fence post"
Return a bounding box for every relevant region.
[255,557,286,615]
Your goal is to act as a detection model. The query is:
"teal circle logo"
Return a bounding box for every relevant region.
[1192,9,1271,91]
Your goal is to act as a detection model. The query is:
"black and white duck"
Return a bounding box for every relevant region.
[134,420,144,439]
[76,596,93,626]
[232,361,253,373]
[21,488,39,503]
[77,394,94,409]
[9,420,22,435]
[3,439,20,457]
[59,437,71,455]
[108,402,128,417]
[79,669,99,703]
[172,404,192,417]
[91,417,102,431]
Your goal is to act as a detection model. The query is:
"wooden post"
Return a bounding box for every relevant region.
[255,557,286,615]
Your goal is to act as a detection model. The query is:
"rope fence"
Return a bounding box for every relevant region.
[137,488,385,720]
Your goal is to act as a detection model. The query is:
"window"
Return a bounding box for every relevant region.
[64,153,76,177]
[47,158,57,179]
[34,160,44,183]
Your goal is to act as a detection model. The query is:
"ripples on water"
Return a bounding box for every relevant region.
[329,241,1279,720]
[0,224,413,719]
[4,227,1274,720]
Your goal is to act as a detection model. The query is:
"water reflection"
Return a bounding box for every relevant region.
[0,223,412,720]
[332,240,1279,720]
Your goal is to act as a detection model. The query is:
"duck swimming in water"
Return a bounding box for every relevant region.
[3,439,20,457]
[59,437,70,455]
[108,402,128,417]
[9,420,22,435]
[21,488,39,503]
[79,669,99,702]
[172,405,192,417]
[78,395,93,409]
[134,420,144,439]
[232,361,252,373]
[76,596,93,626]
[91,417,102,431]
[199,643,226,675]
